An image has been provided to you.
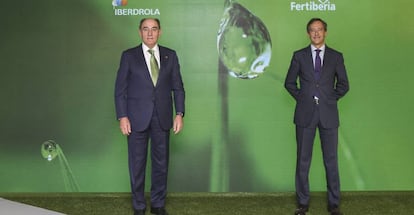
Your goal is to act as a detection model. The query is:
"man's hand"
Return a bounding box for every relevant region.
[119,117,131,135]
[173,115,184,134]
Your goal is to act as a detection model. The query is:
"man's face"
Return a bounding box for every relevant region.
[307,21,327,47]
[139,19,161,48]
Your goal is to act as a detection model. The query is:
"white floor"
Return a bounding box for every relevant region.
[0,198,65,215]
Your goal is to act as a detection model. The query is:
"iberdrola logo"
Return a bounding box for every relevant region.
[112,0,161,16]
[112,0,128,7]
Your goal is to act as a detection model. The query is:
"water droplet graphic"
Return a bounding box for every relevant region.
[217,1,272,79]
[40,140,81,191]
[41,140,58,161]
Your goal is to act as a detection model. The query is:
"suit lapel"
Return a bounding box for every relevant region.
[304,46,314,77]
[320,46,332,79]
[158,46,169,78]
[134,44,154,86]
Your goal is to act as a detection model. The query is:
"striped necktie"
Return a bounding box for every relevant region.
[148,49,159,86]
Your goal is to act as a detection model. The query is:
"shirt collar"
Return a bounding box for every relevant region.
[142,43,160,54]
[311,44,325,52]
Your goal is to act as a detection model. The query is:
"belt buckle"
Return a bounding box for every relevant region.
[313,96,319,105]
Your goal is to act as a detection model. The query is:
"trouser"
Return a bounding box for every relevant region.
[295,106,340,208]
[127,111,170,210]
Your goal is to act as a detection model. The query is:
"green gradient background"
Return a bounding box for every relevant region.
[0,0,413,192]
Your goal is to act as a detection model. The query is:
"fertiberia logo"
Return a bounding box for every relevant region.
[112,0,127,7]
[291,0,336,11]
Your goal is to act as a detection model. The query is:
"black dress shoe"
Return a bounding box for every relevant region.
[330,207,343,215]
[151,207,169,215]
[294,205,309,215]
[134,209,145,215]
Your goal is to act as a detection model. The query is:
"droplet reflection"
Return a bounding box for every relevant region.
[41,140,58,161]
[218,1,272,79]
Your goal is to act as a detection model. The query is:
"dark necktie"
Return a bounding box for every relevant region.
[314,49,322,80]
[314,49,322,99]
[148,49,159,86]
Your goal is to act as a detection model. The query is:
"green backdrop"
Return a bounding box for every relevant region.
[1,0,413,192]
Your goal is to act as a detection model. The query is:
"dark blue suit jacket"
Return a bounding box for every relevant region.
[115,44,185,131]
[285,45,349,128]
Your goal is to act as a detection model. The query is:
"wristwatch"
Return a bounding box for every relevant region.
[176,112,184,117]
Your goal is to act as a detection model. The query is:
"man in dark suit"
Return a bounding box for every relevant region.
[114,18,185,215]
[284,18,349,215]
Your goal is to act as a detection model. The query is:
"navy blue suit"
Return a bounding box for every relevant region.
[285,45,349,208]
[115,44,185,210]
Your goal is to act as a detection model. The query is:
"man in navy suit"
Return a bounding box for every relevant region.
[115,18,185,215]
[285,18,349,215]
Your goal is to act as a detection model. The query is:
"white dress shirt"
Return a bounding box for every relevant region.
[142,44,160,79]
[311,44,325,67]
